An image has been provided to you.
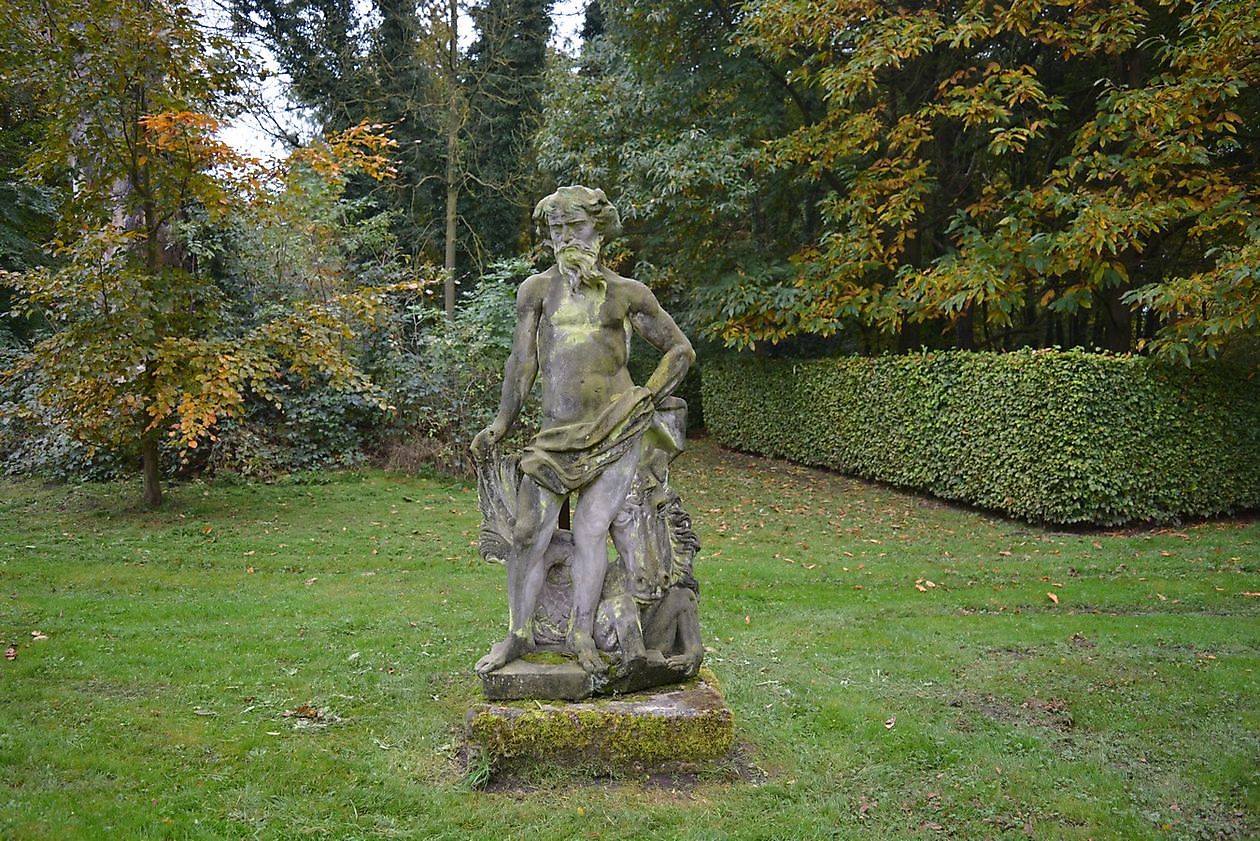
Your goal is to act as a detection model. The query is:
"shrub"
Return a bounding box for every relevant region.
[376,259,538,475]
[205,378,383,478]
[1,348,126,481]
[702,350,1260,525]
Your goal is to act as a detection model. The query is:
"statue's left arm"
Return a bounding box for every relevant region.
[629,282,696,405]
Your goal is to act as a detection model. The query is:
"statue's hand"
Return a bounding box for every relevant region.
[470,425,500,461]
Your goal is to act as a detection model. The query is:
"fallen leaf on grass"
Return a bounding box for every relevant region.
[284,704,323,720]
[884,716,896,729]
[283,703,341,729]
[246,566,255,574]
[915,584,927,592]
[1047,592,1059,605]
[31,631,48,641]
[4,645,15,661]
[744,615,751,624]
[304,577,318,586]
[1241,592,1260,598]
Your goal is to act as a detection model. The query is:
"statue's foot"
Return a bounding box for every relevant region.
[571,635,604,674]
[475,634,530,675]
[620,642,650,673]
[666,653,700,677]
[643,649,668,669]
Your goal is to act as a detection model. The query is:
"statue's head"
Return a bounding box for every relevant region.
[533,185,621,286]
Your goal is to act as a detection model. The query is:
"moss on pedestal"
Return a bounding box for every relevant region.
[465,667,733,769]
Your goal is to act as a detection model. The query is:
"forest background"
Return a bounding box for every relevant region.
[1,0,1257,508]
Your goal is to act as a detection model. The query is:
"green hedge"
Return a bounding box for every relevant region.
[702,350,1260,525]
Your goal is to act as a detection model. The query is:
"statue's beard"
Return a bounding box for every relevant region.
[556,243,601,287]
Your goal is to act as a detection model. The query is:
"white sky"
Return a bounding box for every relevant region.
[219,0,589,158]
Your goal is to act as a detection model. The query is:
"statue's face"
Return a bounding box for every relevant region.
[548,209,600,257]
[549,209,602,284]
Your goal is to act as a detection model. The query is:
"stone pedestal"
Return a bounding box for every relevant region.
[466,668,733,770]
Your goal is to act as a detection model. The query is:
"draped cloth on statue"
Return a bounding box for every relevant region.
[519,386,656,495]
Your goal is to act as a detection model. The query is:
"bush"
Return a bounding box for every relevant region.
[376,259,538,475]
[205,379,383,478]
[702,350,1260,525]
[0,348,126,481]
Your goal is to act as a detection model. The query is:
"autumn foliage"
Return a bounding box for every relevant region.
[548,1,1259,360]
[0,0,424,505]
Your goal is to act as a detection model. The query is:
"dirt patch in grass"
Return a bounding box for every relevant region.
[948,692,1074,733]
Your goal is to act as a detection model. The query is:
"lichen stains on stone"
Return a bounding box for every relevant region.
[466,669,734,769]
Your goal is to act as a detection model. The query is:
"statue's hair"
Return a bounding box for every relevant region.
[533,185,622,242]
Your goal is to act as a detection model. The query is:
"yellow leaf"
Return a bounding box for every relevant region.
[1046,592,1059,604]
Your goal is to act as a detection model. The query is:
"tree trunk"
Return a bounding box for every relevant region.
[141,431,162,508]
[443,0,459,319]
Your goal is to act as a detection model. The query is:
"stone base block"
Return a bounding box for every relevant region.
[480,651,695,701]
[466,668,733,768]
[479,654,596,701]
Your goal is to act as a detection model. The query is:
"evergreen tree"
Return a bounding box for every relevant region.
[464,0,553,259]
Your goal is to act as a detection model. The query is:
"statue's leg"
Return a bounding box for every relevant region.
[608,514,648,667]
[569,440,643,673]
[475,476,564,674]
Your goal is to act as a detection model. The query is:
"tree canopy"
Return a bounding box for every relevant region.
[543,0,1259,361]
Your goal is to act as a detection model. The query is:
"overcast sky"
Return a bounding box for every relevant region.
[220,0,588,158]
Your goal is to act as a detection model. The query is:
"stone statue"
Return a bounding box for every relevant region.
[470,185,700,694]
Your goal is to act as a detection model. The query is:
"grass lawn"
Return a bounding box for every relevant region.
[1,437,1257,840]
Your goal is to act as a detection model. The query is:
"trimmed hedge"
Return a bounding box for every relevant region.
[702,350,1260,526]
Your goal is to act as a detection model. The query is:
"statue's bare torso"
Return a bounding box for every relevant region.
[527,266,644,427]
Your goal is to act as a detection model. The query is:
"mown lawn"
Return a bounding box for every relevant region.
[1,437,1257,840]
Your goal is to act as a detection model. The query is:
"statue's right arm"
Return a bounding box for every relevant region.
[487,276,544,438]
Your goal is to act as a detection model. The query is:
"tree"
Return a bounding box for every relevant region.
[463,0,554,259]
[731,0,1259,359]
[0,35,57,347]
[2,0,411,506]
[536,0,820,345]
[233,0,554,315]
[543,1,1258,361]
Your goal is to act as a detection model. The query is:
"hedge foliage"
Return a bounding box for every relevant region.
[702,350,1260,526]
